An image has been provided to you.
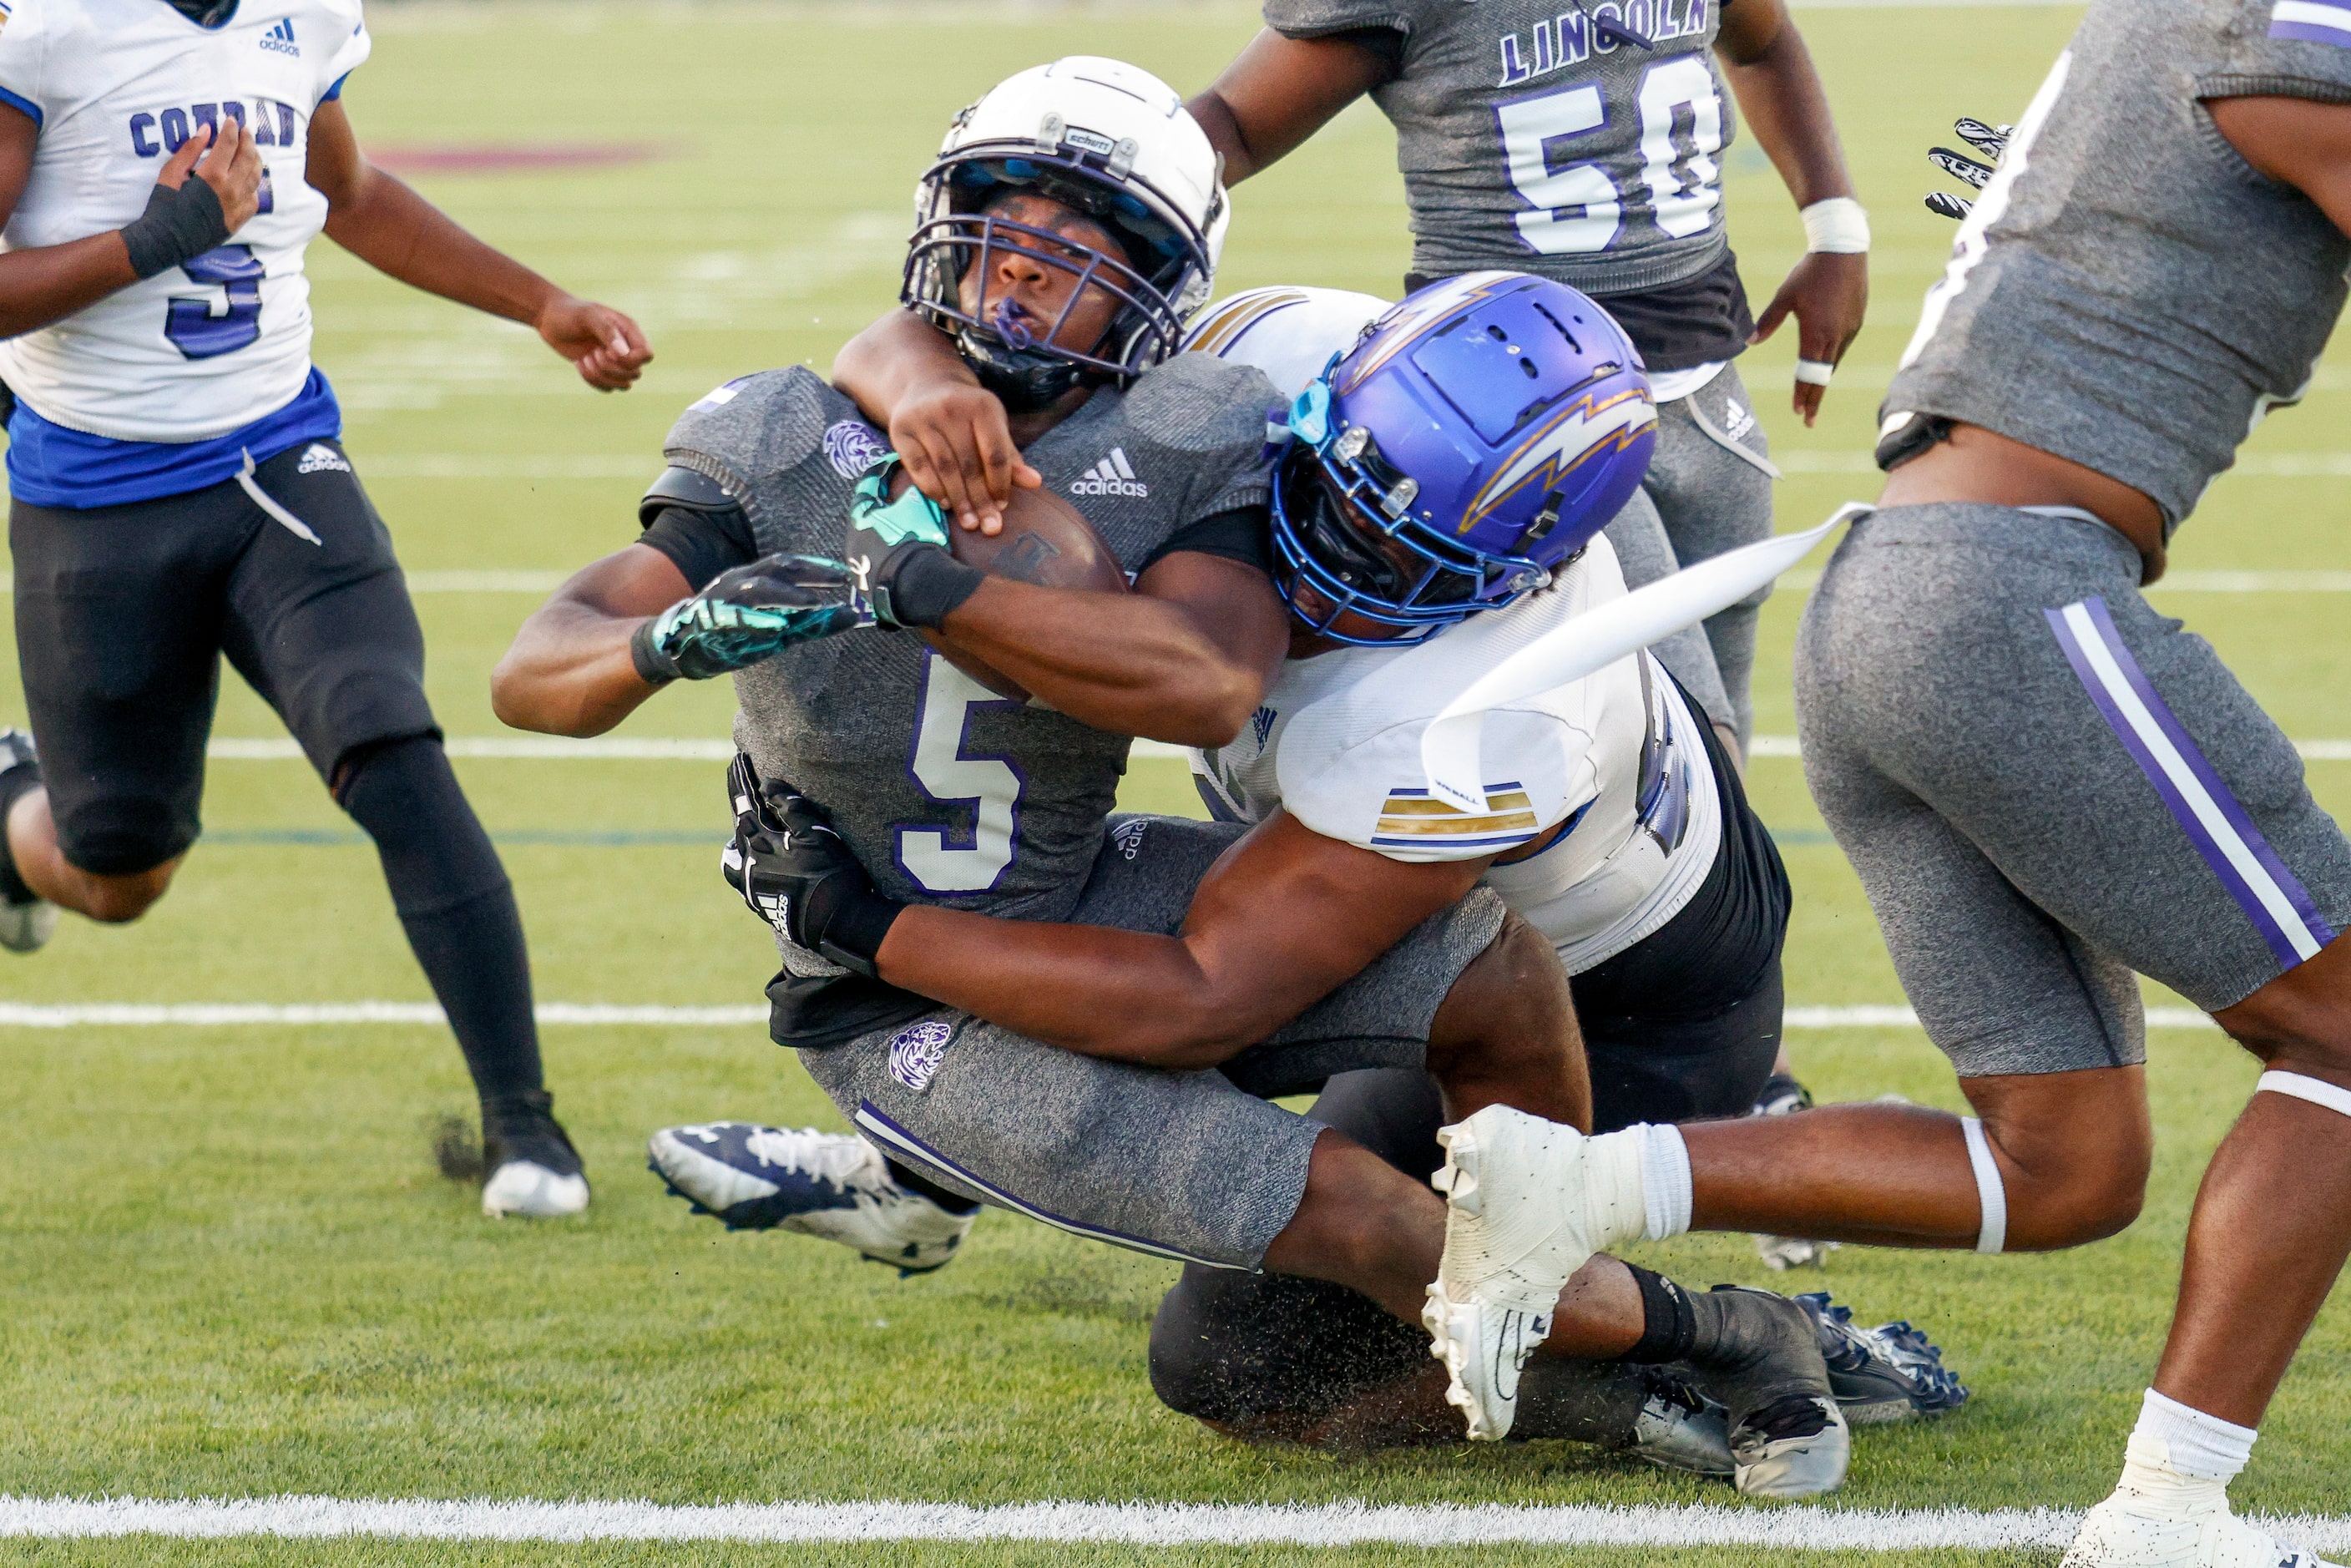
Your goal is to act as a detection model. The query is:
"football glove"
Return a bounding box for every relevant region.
[720,752,902,978]
[631,553,871,683]
[845,458,984,630]
[1923,118,2010,220]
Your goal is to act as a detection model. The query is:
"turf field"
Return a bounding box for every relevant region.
[6,1,2351,1560]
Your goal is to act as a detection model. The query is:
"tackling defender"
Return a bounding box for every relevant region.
[661,275,1964,1491]
[0,0,651,1214]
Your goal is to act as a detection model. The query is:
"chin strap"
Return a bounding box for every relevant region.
[954,328,1095,413]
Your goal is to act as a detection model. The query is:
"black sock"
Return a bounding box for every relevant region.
[336,736,544,1105]
[885,1156,981,1215]
[0,753,43,906]
[1620,1264,1700,1363]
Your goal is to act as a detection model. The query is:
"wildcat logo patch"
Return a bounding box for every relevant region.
[824,420,892,480]
[887,1019,956,1092]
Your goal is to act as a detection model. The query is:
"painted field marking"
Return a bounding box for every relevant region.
[200,736,1197,761]
[3,1496,2347,1550]
[0,1002,2210,1031]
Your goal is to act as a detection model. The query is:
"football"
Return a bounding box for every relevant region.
[930,478,1128,701]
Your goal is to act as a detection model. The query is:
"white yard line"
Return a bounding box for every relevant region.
[199,736,1196,760]
[2,1495,2346,1550]
[0,1002,2209,1030]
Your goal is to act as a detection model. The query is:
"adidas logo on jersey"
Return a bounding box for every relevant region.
[259,18,299,54]
[1069,448,1148,498]
[296,443,351,475]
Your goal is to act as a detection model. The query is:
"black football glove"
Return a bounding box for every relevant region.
[842,456,984,630]
[631,552,872,683]
[1924,117,2011,220]
[719,752,902,978]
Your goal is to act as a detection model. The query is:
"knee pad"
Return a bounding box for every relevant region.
[1962,1116,2008,1255]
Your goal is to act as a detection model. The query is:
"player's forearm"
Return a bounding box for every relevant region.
[935,578,1273,747]
[1720,31,1854,209]
[833,308,979,427]
[877,907,1310,1066]
[323,167,562,326]
[492,601,660,736]
[494,550,687,736]
[0,234,141,340]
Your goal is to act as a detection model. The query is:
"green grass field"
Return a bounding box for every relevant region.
[5,2,2351,1560]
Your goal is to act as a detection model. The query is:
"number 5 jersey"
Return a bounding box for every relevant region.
[655,358,1276,1048]
[0,0,368,498]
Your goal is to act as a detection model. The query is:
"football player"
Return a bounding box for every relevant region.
[1358,7,2351,1562]
[658,274,1977,1495]
[0,0,651,1214]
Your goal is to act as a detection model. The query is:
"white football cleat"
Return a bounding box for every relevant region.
[482,1160,592,1218]
[1427,1105,1646,1440]
[1625,1374,1736,1477]
[2062,1486,2340,1567]
[648,1121,978,1275]
[479,1090,590,1218]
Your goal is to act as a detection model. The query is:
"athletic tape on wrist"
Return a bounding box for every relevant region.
[1799,196,1870,255]
[1794,359,1837,387]
[2257,1070,2351,1120]
[118,176,231,281]
[628,615,682,685]
[1961,1115,2006,1255]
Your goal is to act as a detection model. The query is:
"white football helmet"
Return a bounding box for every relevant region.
[904,57,1228,409]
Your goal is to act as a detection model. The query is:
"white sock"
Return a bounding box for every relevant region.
[2120,1388,2256,1507]
[1632,1122,1692,1242]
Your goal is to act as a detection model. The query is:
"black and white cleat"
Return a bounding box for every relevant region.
[1795,1291,1970,1424]
[0,729,57,955]
[482,1090,590,1218]
[648,1121,976,1275]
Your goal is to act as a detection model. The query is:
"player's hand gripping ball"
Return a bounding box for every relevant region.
[632,554,872,682]
[720,753,898,977]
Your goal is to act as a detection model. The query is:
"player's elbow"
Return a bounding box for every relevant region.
[1154,663,1263,750]
[1110,993,1267,1069]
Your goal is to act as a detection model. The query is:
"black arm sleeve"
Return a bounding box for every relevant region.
[638,503,761,593]
[1138,504,1274,577]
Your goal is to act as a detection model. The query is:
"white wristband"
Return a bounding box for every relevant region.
[1794,359,1836,387]
[1800,196,1870,255]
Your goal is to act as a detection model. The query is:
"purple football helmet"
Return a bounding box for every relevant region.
[1272,271,1658,644]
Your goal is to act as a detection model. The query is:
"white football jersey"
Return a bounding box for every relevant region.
[1182,286,1391,402]
[1191,539,1721,974]
[1184,283,1722,973]
[0,0,368,441]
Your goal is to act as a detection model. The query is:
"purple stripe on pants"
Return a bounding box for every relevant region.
[2045,597,2333,969]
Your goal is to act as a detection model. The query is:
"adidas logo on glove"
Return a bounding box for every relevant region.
[1069,447,1148,498]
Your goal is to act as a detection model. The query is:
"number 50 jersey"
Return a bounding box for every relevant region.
[0,0,368,441]
[1266,0,1733,296]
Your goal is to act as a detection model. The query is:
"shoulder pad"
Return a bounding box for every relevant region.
[639,465,744,530]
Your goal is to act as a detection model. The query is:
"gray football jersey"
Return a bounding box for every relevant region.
[660,359,1275,1043]
[1266,0,1735,292]
[1884,0,2351,534]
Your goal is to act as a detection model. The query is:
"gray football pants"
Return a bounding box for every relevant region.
[1601,363,1777,746]
[1795,503,2351,1079]
[801,815,1509,1269]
